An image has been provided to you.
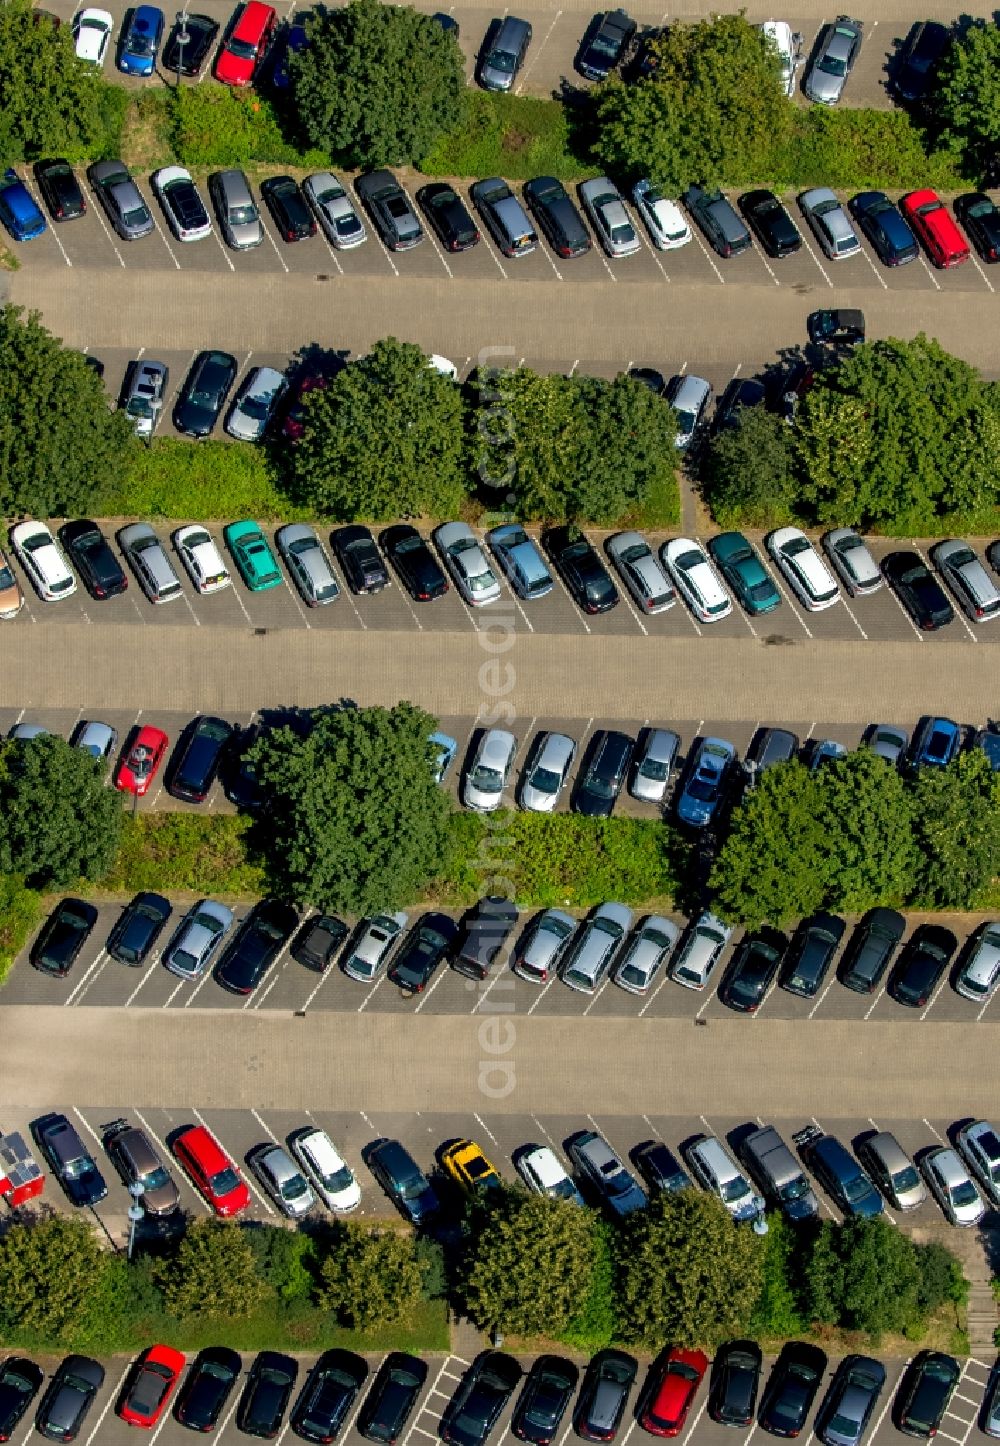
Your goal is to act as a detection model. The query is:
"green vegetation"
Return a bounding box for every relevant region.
[317,1222,424,1331]
[926,20,1000,184]
[0,735,124,890]
[420,92,587,181]
[0,874,42,986]
[910,751,1000,910]
[169,83,327,170]
[96,814,267,897]
[113,438,305,524]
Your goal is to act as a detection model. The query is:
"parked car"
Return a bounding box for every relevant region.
[848,191,918,266]
[793,1125,883,1217]
[613,915,678,994]
[839,907,906,993]
[365,1138,439,1224]
[577,7,635,79]
[0,168,46,241]
[117,1345,185,1428]
[606,531,675,614]
[573,731,633,818]
[30,899,98,978]
[629,728,680,804]
[434,522,501,605]
[524,175,591,258]
[920,1146,985,1226]
[714,377,767,431]
[807,307,866,346]
[956,1119,1000,1207]
[709,1342,763,1427]
[900,189,969,268]
[888,924,957,1008]
[580,177,640,257]
[544,525,619,613]
[214,0,276,85]
[512,1355,580,1444]
[910,716,961,770]
[260,173,316,242]
[560,902,632,994]
[781,911,846,997]
[290,914,348,974]
[454,896,519,981]
[174,1347,242,1431]
[894,1353,961,1440]
[517,732,575,812]
[35,1357,105,1442]
[882,551,954,630]
[417,182,479,251]
[799,187,861,259]
[821,527,882,596]
[639,1347,708,1437]
[760,18,804,96]
[226,364,287,441]
[270,17,306,87]
[708,532,780,615]
[291,1350,369,1444]
[290,1126,361,1212]
[954,922,1000,1003]
[342,912,408,983]
[118,4,164,74]
[358,1354,428,1444]
[10,519,76,601]
[441,1139,504,1200]
[35,158,86,221]
[954,191,1000,263]
[167,715,232,803]
[478,15,532,91]
[106,892,172,967]
[932,538,1000,623]
[304,171,367,248]
[464,728,517,812]
[172,1122,250,1215]
[356,170,423,250]
[867,723,910,769]
[567,1131,647,1217]
[441,1353,522,1446]
[894,19,950,102]
[387,911,459,993]
[486,523,554,600]
[740,1124,819,1222]
[516,1146,584,1207]
[662,539,731,622]
[237,1352,298,1438]
[216,899,298,995]
[152,165,211,241]
[162,899,235,982]
[676,737,735,828]
[632,178,691,249]
[768,527,840,610]
[739,189,802,256]
[162,11,219,74]
[102,1118,179,1216]
[683,184,751,256]
[59,519,127,599]
[684,1134,766,1226]
[574,1350,638,1442]
[247,1142,315,1218]
[329,525,388,594]
[73,6,113,62]
[472,176,538,257]
[0,548,24,619]
[88,158,154,240]
[0,1357,43,1441]
[173,525,231,595]
[720,932,785,1013]
[381,524,449,600]
[856,1131,927,1211]
[114,723,168,796]
[33,1112,107,1204]
[73,718,119,763]
[664,376,712,452]
[758,1342,827,1438]
[172,349,238,437]
[208,168,262,249]
[804,17,862,104]
[512,908,577,983]
[633,1141,691,1195]
[815,1356,885,1446]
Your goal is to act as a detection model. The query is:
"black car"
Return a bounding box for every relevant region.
[260,174,316,242]
[106,892,171,966]
[954,192,1000,263]
[739,189,801,257]
[417,182,479,251]
[719,933,785,1014]
[355,170,424,250]
[172,348,238,437]
[714,377,766,431]
[682,184,752,257]
[848,191,919,266]
[573,730,633,818]
[895,1352,961,1439]
[166,715,233,803]
[888,924,958,1008]
[544,525,619,614]
[628,366,665,395]
[453,897,519,981]
[524,176,592,258]
[238,1352,299,1439]
[33,1113,107,1207]
[175,1346,243,1431]
[365,1138,439,1224]
[291,913,349,972]
[442,1353,523,1446]
[35,1356,105,1442]
[34,158,86,221]
[758,1342,827,1438]
[576,8,636,81]
[291,1350,369,1445]
[58,519,128,598]
[816,1357,886,1446]
[882,551,954,631]
[381,524,449,600]
[709,1342,763,1427]
[0,1356,44,1441]
[332,524,390,594]
[387,911,459,993]
[806,308,866,347]
[512,1356,579,1446]
[359,1353,428,1444]
[839,907,907,994]
[216,899,299,995]
[632,1140,691,1194]
[574,1350,638,1443]
[221,723,265,812]
[894,20,950,103]
[781,911,845,997]
[30,898,98,977]
[162,11,219,73]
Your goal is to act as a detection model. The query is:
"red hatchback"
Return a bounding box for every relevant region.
[172,1124,250,1216]
[640,1349,709,1438]
[214,0,276,85]
[118,1344,187,1429]
[115,724,169,797]
[900,189,970,268]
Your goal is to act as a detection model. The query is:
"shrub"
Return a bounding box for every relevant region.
[317,1223,423,1331]
[114,438,304,523]
[95,813,267,897]
[562,1219,616,1351]
[0,873,42,986]
[169,83,327,169]
[156,1218,269,1319]
[244,1225,316,1303]
[780,108,964,191]
[421,92,587,181]
[0,1214,110,1344]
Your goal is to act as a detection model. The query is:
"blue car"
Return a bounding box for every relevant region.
[0,168,47,241]
[676,736,736,828]
[848,191,919,266]
[429,730,458,784]
[910,716,961,770]
[118,4,164,74]
[271,21,307,87]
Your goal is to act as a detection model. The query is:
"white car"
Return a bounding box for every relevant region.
[10,521,76,602]
[759,20,803,96]
[428,354,459,380]
[302,171,367,249]
[631,179,691,249]
[173,525,231,595]
[73,7,113,63]
[920,1146,985,1227]
[433,522,501,606]
[661,538,732,623]
[516,1145,584,1205]
[767,527,840,611]
[463,728,517,811]
[290,1126,362,1212]
[226,365,288,442]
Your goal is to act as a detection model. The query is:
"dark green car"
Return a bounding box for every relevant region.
[708,531,781,616]
[223,520,282,591]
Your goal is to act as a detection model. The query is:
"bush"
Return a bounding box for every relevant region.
[421,92,588,181]
[156,1218,269,1320]
[113,438,303,523]
[95,814,267,897]
[169,83,327,169]
[0,1214,109,1345]
[0,874,42,986]
[780,108,964,191]
[749,1213,805,1339]
[244,1225,316,1303]
[916,1242,969,1315]
[562,1219,616,1351]
[317,1223,423,1331]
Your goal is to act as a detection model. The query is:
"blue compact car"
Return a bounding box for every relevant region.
[0,168,47,241]
[118,4,164,74]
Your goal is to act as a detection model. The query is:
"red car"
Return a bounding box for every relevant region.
[900,189,970,269]
[172,1124,250,1217]
[214,0,276,85]
[639,1348,709,1437]
[117,1344,187,1429]
[115,725,169,797]
[282,372,327,441]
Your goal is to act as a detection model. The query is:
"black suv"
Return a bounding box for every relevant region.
[576,7,636,80]
[59,519,128,599]
[175,1347,242,1431]
[387,912,459,994]
[417,182,479,250]
[683,184,752,257]
[106,891,171,966]
[381,524,449,600]
[544,525,619,613]
[882,551,954,630]
[172,349,238,437]
[260,175,316,241]
[332,524,390,593]
[453,897,519,981]
[291,1350,369,1444]
[365,1138,439,1224]
[441,1354,522,1446]
[291,913,349,972]
[739,189,801,257]
[524,175,592,258]
[32,1112,107,1206]
[573,730,633,817]
[954,192,1000,263]
[895,1352,960,1439]
[512,1356,579,1445]
[166,715,233,802]
[35,1357,105,1442]
[30,897,98,977]
[574,1350,637,1442]
[839,907,906,993]
[359,1354,429,1443]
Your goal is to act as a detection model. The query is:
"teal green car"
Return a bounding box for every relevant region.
[223,520,283,591]
[708,531,781,616]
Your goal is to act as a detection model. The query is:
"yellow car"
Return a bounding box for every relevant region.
[441,1139,503,1196]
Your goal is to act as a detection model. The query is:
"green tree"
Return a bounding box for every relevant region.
[461,1190,600,1336]
[701,406,798,529]
[157,1219,269,1320]
[0,0,112,160]
[317,1223,423,1330]
[293,0,464,167]
[0,1214,109,1343]
[926,21,1000,181]
[802,1221,845,1326]
[748,1212,805,1338]
[250,701,453,914]
[244,1224,315,1302]
[286,338,467,520]
[910,750,1000,908]
[817,751,917,914]
[615,1190,763,1347]
[838,1217,922,1338]
[592,14,791,191]
[0,734,124,888]
[915,1241,968,1315]
[0,307,137,518]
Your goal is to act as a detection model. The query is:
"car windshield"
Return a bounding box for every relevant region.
[780,1176,810,1201]
[63,1155,94,1180]
[128,28,156,55]
[471,765,503,790]
[590,30,620,56]
[468,570,494,593]
[282,1174,309,1200]
[126,396,155,419]
[819,49,847,75]
[0,564,15,588]
[487,47,516,70]
[209,1167,240,1195]
[123,203,149,226]
[640,756,669,781]
[951,1179,979,1207]
[722,1175,751,1203]
[585,774,615,799]
[610,222,635,244]
[888,1165,919,1193]
[226,34,257,57]
[842,1173,871,1203]
[829,1413,858,1436]
[320,1164,354,1191]
[336,213,361,236]
[229,203,257,225]
[240,393,273,420]
[529,764,562,794]
[145,1165,171,1189]
[171,948,198,973]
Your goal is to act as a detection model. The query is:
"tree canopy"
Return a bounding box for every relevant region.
[702,405,798,530]
[926,21,1000,183]
[318,1223,423,1330]
[0,1214,107,1343]
[293,0,464,167]
[0,733,124,888]
[156,1218,268,1320]
[0,0,114,160]
[910,750,1000,909]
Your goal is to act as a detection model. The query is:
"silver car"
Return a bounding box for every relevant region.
[486,523,554,600]
[868,724,908,767]
[304,171,366,248]
[613,915,679,994]
[579,177,640,258]
[225,365,287,441]
[800,187,861,259]
[606,531,675,614]
[276,523,340,607]
[88,158,154,240]
[519,731,576,811]
[560,901,633,994]
[72,720,118,762]
[162,899,234,981]
[433,522,501,606]
[956,1120,1000,1207]
[822,528,882,596]
[804,16,862,104]
[248,1143,315,1219]
[342,912,408,983]
[513,908,576,983]
[208,168,263,250]
[857,1131,926,1210]
[953,921,1000,1002]
[671,911,733,990]
[920,1146,985,1226]
[123,359,168,439]
[463,728,517,811]
[664,374,712,449]
[931,538,1000,623]
[630,728,680,803]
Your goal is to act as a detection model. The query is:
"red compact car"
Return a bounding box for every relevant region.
[639,1348,709,1437]
[900,189,970,269]
[172,1124,251,1216]
[282,373,327,441]
[214,0,276,85]
[118,1344,187,1428]
[115,724,169,797]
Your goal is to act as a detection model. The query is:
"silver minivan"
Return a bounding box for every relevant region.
[118,522,183,604]
[684,1134,766,1226]
[208,169,263,249]
[479,14,531,90]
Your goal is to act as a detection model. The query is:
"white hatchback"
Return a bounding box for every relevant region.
[73,6,113,63]
[10,521,76,601]
[768,527,840,611]
[290,1126,362,1212]
[173,525,231,594]
[661,538,732,623]
[632,178,691,249]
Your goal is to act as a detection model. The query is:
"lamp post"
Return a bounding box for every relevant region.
[127,1180,145,1261]
[174,7,190,85]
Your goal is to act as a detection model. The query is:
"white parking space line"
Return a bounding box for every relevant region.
[87,191,126,267]
[755,248,780,287]
[27,181,71,266]
[920,971,951,1020]
[163,978,185,1009]
[472,967,509,1014]
[422,220,455,279]
[152,220,182,270]
[839,595,868,640]
[526,976,556,1013]
[531,1114,560,1150]
[71,953,111,1004]
[338,584,368,631]
[688,229,725,284]
[922,1117,948,1144]
[883,578,925,640]
[474,1113,500,1146]
[260,214,290,273]
[857,243,889,289]
[636,228,670,281]
[72,1107,103,1147]
[863,985,885,1019]
[864,1366,904,1446]
[969,252,996,293]
[65,949,109,1006]
[616,585,649,635]
[637,971,672,1016]
[356,976,386,1013]
[537,239,564,282]
[765,568,814,638]
[641,1114,663,1139]
[183,965,216,1008]
[125,965,159,1006]
[250,972,282,1009]
[83,1364,131,1446]
[414,964,453,1013]
[191,1106,275,1214]
[215,1391,242,1440]
[678,1398,708,1446]
[209,224,237,272]
[515,8,561,92]
[476,223,509,279]
[798,230,833,287]
[251,1107,283,1145]
[316,228,345,274]
[916,252,942,291]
